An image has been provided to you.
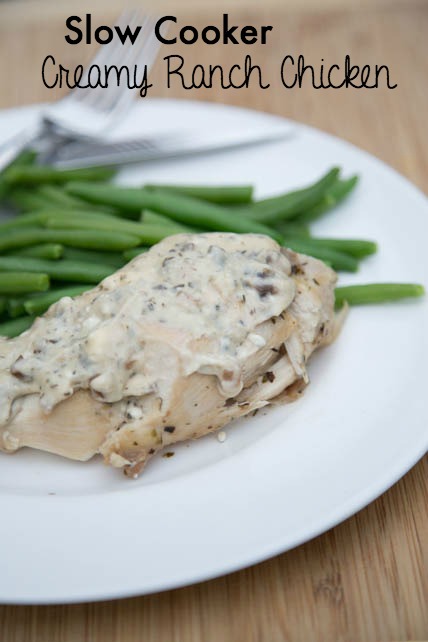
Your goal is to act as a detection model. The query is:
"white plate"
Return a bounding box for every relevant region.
[0,99,427,605]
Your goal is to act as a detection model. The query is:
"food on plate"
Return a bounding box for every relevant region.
[0,152,424,476]
[0,156,424,336]
[0,233,342,476]
[334,283,425,307]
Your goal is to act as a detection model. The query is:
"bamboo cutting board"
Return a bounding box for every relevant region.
[0,1,427,640]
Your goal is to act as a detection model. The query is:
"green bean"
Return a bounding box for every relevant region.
[0,257,114,284]
[144,184,254,205]
[44,216,192,245]
[0,227,140,252]
[4,285,90,318]
[274,222,311,238]
[6,297,26,318]
[0,209,114,234]
[0,212,44,231]
[10,243,64,260]
[36,185,120,216]
[241,168,340,223]
[6,291,56,318]
[24,286,90,316]
[0,315,35,338]
[31,207,122,225]
[48,208,187,230]
[8,190,58,212]
[0,209,109,234]
[141,209,203,232]
[139,209,184,227]
[297,176,359,223]
[40,208,125,224]
[0,149,37,200]
[335,283,425,307]
[66,183,284,241]
[63,247,124,268]
[8,188,118,217]
[284,237,377,258]
[123,247,150,262]
[0,272,49,294]
[0,296,7,316]
[37,185,94,208]
[283,239,359,272]
[4,165,116,186]
[6,149,38,169]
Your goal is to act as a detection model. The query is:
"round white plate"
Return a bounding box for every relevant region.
[0,99,427,605]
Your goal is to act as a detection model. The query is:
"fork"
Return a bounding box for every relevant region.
[50,128,295,168]
[0,10,161,168]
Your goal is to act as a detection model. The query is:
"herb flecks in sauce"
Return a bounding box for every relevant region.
[0,233,295,426]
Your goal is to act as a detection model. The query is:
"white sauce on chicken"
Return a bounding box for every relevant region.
[0,233,295,426]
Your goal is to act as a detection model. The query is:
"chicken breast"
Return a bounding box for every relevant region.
[0,233,340,477]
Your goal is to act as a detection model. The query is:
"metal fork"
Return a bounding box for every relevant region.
[0,10,161,167]
[51,128,295,168]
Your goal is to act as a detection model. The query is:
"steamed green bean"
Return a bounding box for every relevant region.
[123,247,150,262]
[5,165,116,186]
[0,272,50,294]
[66,183,284,241]
[0,211,44,231]
[36,186,120,216]
[44,216,196,244]
[63,247,124,268]
[283,238,359,272]
[9,190,58,213]
[37,185,95,208]
[335,283,425,307]
[140,209,192,227]
[0,257,114,284]
[0,149,37,200]
[284,236,377,258]
[10,243,64,260]
[0,227,140,252]
[24,285,90,316]
[6,297,26,318]
[0,315,35,338]
[297,176,359,224]
[145,183,254,205]
[274,222,311,238]
[241,168,340,223]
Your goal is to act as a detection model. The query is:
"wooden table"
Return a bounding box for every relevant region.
[0,1,427,640]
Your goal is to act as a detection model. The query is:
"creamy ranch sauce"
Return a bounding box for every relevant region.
[0,233,295,426]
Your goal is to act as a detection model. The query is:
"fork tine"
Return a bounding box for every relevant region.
[71,9,142,106]
[106,17,161,114]
[100,13,153,81]
[77,11,153,113]
[78,9,139,83]
[137,18,161,70]
[54,9,162,135]
[89,9,143,72]
[84,13,152,113]
[115,15,159,81]
[88,15,160,115]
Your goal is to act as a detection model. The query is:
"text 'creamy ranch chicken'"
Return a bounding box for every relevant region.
[0,233,341,477]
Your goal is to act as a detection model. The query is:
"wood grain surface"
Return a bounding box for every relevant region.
[0,1,427,641]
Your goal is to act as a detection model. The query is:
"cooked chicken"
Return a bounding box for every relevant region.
[0,233,341,477]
